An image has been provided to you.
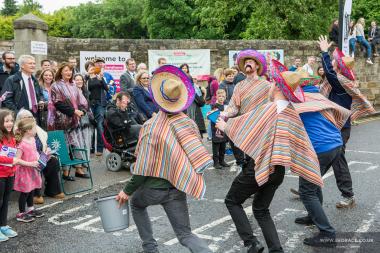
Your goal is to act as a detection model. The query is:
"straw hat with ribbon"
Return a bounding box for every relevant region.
[236,49,267,76]
[333,48,355,81]
[271,59,305,103]
[296,68,321,87]
[149,65,195,114]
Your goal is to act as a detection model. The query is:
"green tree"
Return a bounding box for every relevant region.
[18,0,43,14]
[1,0,18,16]
[193,0,253,39]
[43,8,74,38]
[242,0,338,40]
[352,0,380,24]
[0,15,17,39]
[70,0,146,39]
[143,0,196,39]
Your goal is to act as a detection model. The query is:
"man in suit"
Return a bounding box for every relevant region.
[1,55,44,121]
[368,21,380,57]
[120,58,137,91]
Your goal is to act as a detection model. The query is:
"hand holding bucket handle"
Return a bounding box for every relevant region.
[116,190,129,208]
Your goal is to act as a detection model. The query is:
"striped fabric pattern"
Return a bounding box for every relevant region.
[132,111,213,199]
[320,74,376,121]
[225,102,323,187]
[294,92,351,130]
[226,78,270,117]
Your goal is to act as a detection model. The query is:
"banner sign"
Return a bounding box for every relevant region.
[342,0,352,56]
[31,41,48,55]
[148,49,211,76]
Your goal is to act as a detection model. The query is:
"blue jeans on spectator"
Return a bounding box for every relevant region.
[349,38,356,55]
[356,36,372,58]
[91,103,105,153]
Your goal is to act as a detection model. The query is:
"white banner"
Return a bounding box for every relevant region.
[148,49,211,76]
[229,50,284,67]
[31,41,47,55]
[79,51,131,88]
[342,0,352,56]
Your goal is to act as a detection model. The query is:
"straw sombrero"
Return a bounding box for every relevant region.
[149,65,195,114]
[333,48,355,81]
[236,49,267,76]
[296,68,321,87]
[271,60,305,103]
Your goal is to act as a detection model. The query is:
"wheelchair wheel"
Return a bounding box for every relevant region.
[106,153,122,172]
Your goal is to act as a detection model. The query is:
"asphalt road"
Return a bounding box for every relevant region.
[2,119,380,253]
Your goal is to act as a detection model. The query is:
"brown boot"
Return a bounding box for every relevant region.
[33,196,44,205]
[53,193,65,199]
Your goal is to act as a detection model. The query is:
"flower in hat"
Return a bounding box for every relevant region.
[333,48,355,81]
[149,65,195,114]
[271,59,305,103]
[236,49,267,76]
[296,68,321,87]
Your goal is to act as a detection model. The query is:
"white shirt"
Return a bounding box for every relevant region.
[302,64,314,75]
[21,72,37,110]
[276,100,290,114]
[128,71,136,79]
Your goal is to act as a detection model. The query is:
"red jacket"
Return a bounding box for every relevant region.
[0,136,16,178]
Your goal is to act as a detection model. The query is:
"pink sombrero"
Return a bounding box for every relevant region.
[236,49,267,76]
[149,65,195,114]
[271,60,305,103]
[333,48,355,81]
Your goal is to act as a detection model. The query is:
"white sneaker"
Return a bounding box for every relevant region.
[0,231,8,242]
[336,196,356,208]
[366,59,374,64]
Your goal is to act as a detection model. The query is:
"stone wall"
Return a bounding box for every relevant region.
[2,37,380,105]
[0,40,14,53]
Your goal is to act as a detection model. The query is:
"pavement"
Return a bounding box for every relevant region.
[2,117,380,253]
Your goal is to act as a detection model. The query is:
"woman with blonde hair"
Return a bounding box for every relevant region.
[133,70,158,119]
[213,68,225,83]
[355,17,373,64]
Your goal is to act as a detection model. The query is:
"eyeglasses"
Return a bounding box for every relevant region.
[5,58,15,60]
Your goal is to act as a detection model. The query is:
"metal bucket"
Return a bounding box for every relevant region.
[95,195,129,233]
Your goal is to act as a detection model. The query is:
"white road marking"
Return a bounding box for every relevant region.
[346,149,380,155]
[284,231,305,252]
[48,203,93,225]
[365,165,378,171]
[356,201,380,233]
[38,201,63,210]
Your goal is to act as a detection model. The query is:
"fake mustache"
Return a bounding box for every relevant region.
[245,64,253,70]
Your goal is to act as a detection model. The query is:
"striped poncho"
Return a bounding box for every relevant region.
[320,74,376,121]
[225,102,323,187]
[225,77,270,117]
[294,92,351,130]
[132,111,213,199]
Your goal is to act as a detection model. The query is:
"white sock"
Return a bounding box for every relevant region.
[27,206,34,212]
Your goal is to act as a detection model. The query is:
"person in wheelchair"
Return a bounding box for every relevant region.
[105,92,142,146]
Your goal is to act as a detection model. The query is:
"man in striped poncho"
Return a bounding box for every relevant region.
[216,70,326,252]
[116,65,213,253]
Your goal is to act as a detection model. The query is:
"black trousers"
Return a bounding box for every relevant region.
[371,38,380,53]
[19,191,34,213]
[332,127,354,198]
[228,139,245,166]
[225,158,285,252]
[0,176,14,226]
[212,141,226,163]
[34,157,62,197]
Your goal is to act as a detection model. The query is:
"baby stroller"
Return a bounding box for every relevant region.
[102,119,137,172]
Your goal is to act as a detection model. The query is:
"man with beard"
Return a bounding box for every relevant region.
[220,49,271,169]
[0,51,19,91]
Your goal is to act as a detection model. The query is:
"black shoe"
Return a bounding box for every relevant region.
[219,161,231,167]
[247,241,264,253]
[303,232,336,248]
[75,172,90,179]
[295,216,314,226]
[62,175,75,181]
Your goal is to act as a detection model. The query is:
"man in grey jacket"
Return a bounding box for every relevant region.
[120,58,137,91]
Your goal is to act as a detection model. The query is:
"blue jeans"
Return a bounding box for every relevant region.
[356,36,372,58]
[91,103,105,152]
[131,187,212,253]
[349,38,356,54]
[299,146,341,235]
